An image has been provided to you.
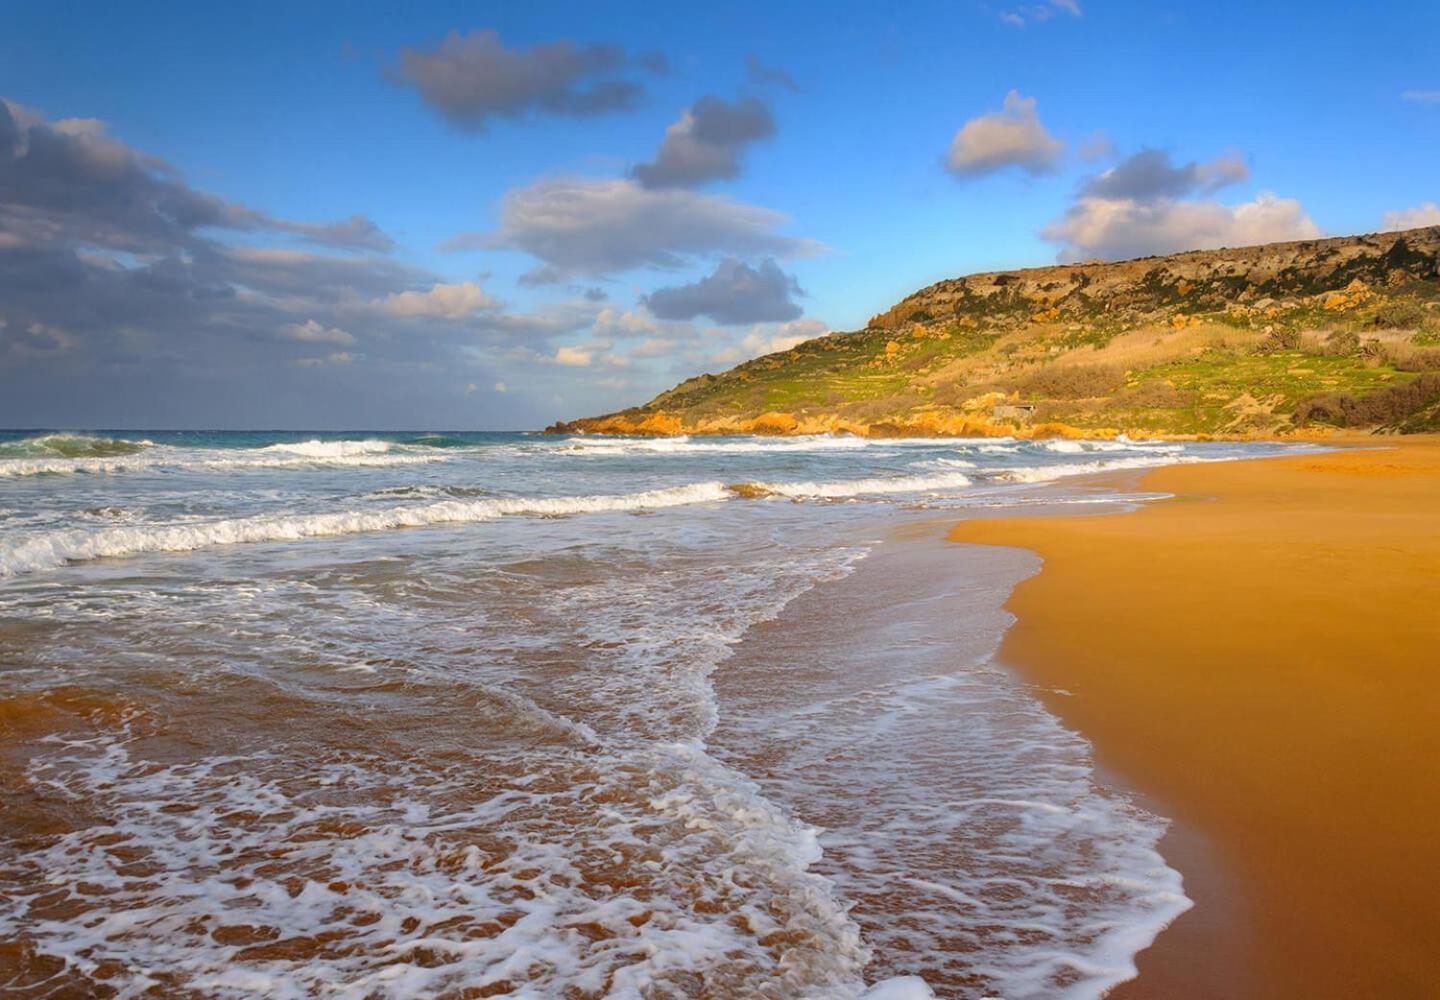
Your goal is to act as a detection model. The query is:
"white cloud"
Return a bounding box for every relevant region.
[1383,202,1440,231]
[1401,90,1440,104]
[705,317,829,366]
[631,96,775,189]
[376,281,497,320]
[1042,191,1321,262]
[446,178,822,277]
[945,91,1064,178]
[555,345,593,366]
[592,307,663,339]
[283,319,355,346]
[1000,0,1081,26]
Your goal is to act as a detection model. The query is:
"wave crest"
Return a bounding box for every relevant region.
[0,481,731,577]
[738,471,973,499]
[0,434,153,458]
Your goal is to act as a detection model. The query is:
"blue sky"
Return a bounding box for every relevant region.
[1,0,1436,429]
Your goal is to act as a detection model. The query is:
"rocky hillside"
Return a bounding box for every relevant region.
[551,227,1440,438]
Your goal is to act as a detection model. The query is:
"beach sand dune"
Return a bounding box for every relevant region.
[952,439,1440,998]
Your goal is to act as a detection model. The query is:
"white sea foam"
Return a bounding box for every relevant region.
[994,455,1199,483]
[258,438,395,457]
[555,434,872,455]
[911,457,978,470]
[2,543,883,998]
[0,481,731,576]
[0,447,447,478]
[750,470,974,499]
[710,540,1193,1000]
[1041,436,1184,455]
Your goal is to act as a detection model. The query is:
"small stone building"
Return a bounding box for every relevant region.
[991,403,1036,423]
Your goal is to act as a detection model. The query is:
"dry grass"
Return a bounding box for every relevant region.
[1064,323,1265,370]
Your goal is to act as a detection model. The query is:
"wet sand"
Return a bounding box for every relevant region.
[950,438,1440,999]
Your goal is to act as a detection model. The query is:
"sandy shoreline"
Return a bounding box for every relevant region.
[950,438,1440,998]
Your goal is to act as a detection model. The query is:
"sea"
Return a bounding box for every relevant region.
[0,430,1309,999]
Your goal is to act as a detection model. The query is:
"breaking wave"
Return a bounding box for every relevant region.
[0,481,731,577]
[0,433,153,458]
[743,471,974,499]
[993,456,1198,483]
[1041,437,1184,455]
[257,438,394,457]
[555,434,872,455]
[0,446,447,478]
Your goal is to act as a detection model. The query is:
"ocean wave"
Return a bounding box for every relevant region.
[910,457,979,470]
[258,438,394,457]
[555,434,872,455]
[0,481,731,576]
[0,448,447,478]
[993,455,1196,483]
[398,433,479,449]
[1040,437,1184,455]
[0,433,153,458]
[742,470,973,499]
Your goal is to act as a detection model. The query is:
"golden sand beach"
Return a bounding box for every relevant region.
[951,439,1440,998]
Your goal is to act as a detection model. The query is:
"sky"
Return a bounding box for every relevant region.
[1,0,1436,430]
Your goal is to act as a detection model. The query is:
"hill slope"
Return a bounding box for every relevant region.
[552,227,1440,438]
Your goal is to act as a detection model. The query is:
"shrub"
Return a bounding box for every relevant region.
[1323,330,1361,355]
[1294,374,1440,427]
[1254,328,1302,353]
[1370,300,1428,330]
[1017,363,1126,400]
[1381,345,1440,372]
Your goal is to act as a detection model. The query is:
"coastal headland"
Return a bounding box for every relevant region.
[552,226,1440,442]
[951,438,1440,998]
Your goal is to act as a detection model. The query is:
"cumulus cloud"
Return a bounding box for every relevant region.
[705,318,829,367]
[0,97,607,427]
[1000,1,1082,28]
[1043,191,1321,262]
[1383,202,1440,230]
[1042,144,1318,261]
[945,91,1063,178]
[631,96,775,188]
[0,99,391,254]
[643,257,802,324]
[554,345,593,366]
[592,307,665,339]
[447,177,821,277]
[375,280,497,319]
[1081,149,1248,201]
[283,319,355,345]
[391,30,665,131]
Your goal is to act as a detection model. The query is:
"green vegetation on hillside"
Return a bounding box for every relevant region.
[553,227,1440,438]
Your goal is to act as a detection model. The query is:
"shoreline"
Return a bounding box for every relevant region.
[949,437,1440,998]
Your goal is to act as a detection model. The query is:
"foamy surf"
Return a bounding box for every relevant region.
[0,430,1313,997]
[555,433,873,455]
[993,455,1201,483]
[742,470,974,499]
[0,443,450,477]
[258,437,395,457]
[0,481,731,576]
